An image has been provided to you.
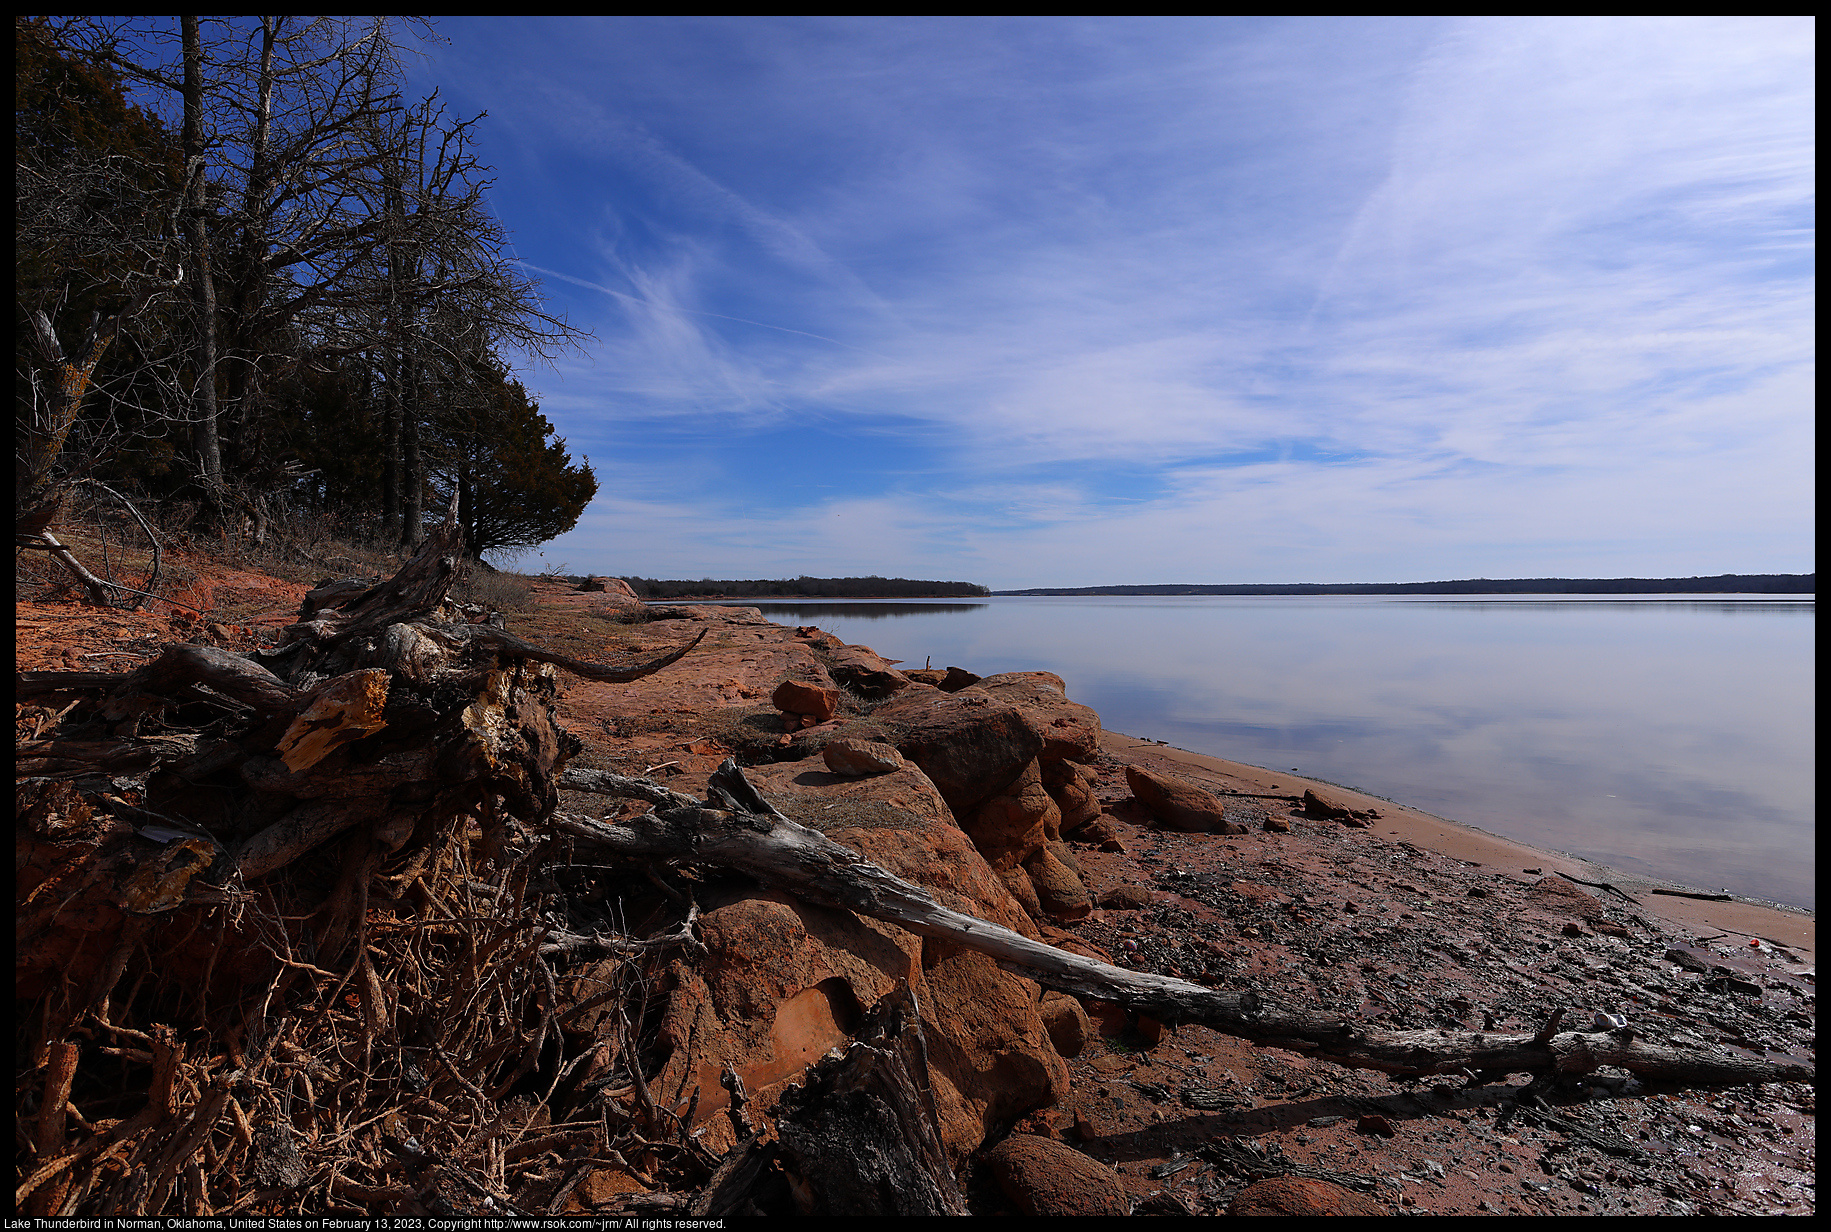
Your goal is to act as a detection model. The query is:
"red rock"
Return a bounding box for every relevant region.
[966,758,1059,870]
[1076,815,1121,845]
[771,679,840,722]
[1037,991,1093,1058]
[1302,788,1375,825]
[1023,843,1092,921]
[1525,876,1603,917]
[871,688,1046,818]
[1357,1113,1397,1137]
[1125,765,1247,833]
[963,672,1101,763]
[984,1134,1129,1216]
[1098,883,1153,910]
[1137,1013,1170,1045]
[826,644,911,699]
[821,737,907,777]
[1228,1175,1389,1216]
[1041,758,1102,833]
[938,666,981,692]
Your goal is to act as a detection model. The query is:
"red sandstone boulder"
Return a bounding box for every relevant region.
[722,760,1069,1160]
[826,644,911,699]
[1301,788,1377,825]
[938,666,982,692]
[1227,1175,1390,1216]
[1037,991,1093,1058]
[965,757,1058,870]
[772,678,840,723]
[963,672,1101,763]
[870,687,1046,818]
[1023,842,1092,922]
[820,737,907,777]
[1041,758,1101,833]
[984,1134,1129,1216]
[1125,764,1247,833]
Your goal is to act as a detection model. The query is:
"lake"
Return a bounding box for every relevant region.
[709,595,1815,910]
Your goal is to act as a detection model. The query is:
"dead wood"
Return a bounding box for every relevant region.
[690,983,966,1217]
[15,501,711,1217]
[555,761,1813,1091]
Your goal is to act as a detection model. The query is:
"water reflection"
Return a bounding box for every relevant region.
[782,595,1814,909]
[670,601,988,621]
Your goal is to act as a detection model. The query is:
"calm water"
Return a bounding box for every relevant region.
[713,595,1815,910]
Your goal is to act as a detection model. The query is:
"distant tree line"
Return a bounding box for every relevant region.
[996,575,1815,596]
[17,17,595,572]
[623,576,992,599]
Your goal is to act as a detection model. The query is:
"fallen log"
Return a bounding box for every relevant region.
[554,761,1812,1089]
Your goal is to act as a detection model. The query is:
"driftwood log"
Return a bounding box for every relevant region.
[557,761,1812,1090]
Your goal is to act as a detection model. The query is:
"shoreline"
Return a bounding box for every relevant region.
[1100,730,1815,962]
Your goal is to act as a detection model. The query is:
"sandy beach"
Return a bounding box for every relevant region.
[1099,731,1814,961]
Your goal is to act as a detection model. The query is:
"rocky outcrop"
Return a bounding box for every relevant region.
[1125,764,1248,833]
[578,577,642,602]
[1037,991,1093,1058]
[869,686,1045,818]
[983,1134,1130,1216]
[826,644,911,699]
[1041,758,1101,834]
[906,666,983,692]
[962,672,1100,763]
[648,760,1068,1165]
[862,678,1105,922]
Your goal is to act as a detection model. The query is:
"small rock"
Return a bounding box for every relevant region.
[1125,764,1246,833]
[1098,884,1153,910]
[820,738,907,777]
[1357,1113,1397,1137]
[771,679,839,723]
[1038,991,1094,1058]
[1228,1176,1389,1217]
[984,1135,1129,1216]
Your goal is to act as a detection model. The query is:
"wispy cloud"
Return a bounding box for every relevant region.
[422,16,1813,586]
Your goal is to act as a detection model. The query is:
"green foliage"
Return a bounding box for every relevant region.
[439,361,597,561]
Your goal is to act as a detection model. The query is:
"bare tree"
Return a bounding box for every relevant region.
[20,18,589,565]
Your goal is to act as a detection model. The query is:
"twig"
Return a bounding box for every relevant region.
[1554,870,1642,905]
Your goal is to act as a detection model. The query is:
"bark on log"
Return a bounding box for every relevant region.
[20,644,296,713]
[553,761,1812,1089]
[689,983,966,1218]
[449,623,708,684]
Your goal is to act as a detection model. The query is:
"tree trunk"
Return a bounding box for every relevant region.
[181,16,222,492]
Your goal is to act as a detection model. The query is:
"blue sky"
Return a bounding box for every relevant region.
[409,16,1813,587]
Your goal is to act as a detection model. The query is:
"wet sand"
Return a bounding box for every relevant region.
[1101,732,1814,962]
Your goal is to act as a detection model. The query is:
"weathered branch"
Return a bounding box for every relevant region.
[556,767,702,811]
[19,644,297,713]
[454,624,708,684]
[552,761,1812,1089]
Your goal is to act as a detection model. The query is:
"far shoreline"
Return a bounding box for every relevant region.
[1099,730,1815,961]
